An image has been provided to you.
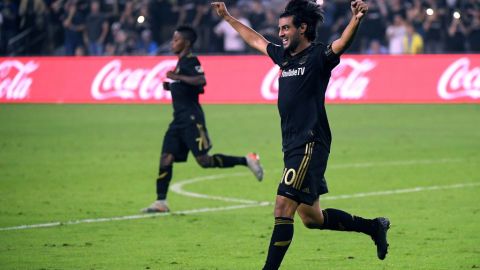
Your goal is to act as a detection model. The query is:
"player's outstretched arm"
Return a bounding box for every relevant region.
[211,2,269,55]
[331,0,368,55]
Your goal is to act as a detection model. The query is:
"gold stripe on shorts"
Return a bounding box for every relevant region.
[196,124,210,150]
[291,142,311,189]
[294,142,314,190]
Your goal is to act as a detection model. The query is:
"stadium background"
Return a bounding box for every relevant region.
[1,0,479,269]
[0,0,480,56]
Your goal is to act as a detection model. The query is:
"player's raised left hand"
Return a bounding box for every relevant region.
[351,0,368,20]
[211,2,231,19]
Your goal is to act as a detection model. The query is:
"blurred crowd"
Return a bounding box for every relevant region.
[1,0,480,56]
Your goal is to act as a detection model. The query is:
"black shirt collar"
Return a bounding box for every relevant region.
[284,43,315,59]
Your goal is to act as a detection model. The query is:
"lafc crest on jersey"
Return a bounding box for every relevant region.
[195,65,204,73]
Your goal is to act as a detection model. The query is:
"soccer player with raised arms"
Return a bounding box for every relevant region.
[211,1,390,269]
[142,25,263,213]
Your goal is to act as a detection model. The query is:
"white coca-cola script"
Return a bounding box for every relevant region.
[261,58,375,100]
[327,58,375,100]
[0,60,39,100]
[437,57,480,100]
[91,60,176,100]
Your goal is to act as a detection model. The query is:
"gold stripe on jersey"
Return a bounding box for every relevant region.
[274,240,292,247]
[294,142,314,189]
[295,142,314,189]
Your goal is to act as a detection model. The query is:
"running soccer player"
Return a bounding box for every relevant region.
[142,25,263,213]
[211,1,390,269]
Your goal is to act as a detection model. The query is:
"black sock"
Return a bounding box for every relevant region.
[156,165,172,200]
[263,217,294,270]
[320,208,375,235]
[211,154,247,168]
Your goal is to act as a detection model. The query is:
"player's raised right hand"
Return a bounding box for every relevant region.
[211,2,230,19]
[351,0,368,20]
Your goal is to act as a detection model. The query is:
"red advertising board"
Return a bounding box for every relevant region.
[1,55,479,104]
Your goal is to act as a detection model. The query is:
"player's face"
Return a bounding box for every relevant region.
[171,31,187,55]
[278,16,302,52]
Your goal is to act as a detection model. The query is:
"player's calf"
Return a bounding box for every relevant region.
[263,217,294,270]
[195,154,247,168]
[315,208,390,260]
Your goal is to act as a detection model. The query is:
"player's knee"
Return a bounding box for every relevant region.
[195,155,212,168]
[274,208,289,218]
[298,211,324,229]
[161,153,174,166]
[302,219,322,229]
[273,198,297,218]
[303,221,316,229]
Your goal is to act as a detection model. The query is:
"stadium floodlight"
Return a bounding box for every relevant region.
[426,8,434,16]
[137,16,145,24]
[453,11,461,20]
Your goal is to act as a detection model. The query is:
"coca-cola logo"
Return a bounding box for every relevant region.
[261,58,375,100]
[0,60,39,100]
[327,58,375,100]
[91,60,176,100]
[261,65,280,100]
[438,58,480,100]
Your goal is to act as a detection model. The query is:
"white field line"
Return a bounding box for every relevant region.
[329,158,462,169]
[1,182,478,232]
[322,182,480,200]
[170,172,260,204]
[0,203,271,232]
[0,158,472,232]
[170,158,463,204]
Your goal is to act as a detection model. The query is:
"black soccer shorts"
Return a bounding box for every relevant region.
[277,142,329,205]
[161,122,212,162]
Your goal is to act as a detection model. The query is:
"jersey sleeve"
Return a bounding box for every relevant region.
[267,43,285,66]
[177,56,206,94]
[180,56,205,76]
[322,43,341,71]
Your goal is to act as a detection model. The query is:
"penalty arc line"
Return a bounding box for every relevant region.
[0,158,470,232]
[169,158,464,204]
[0,182,478,232]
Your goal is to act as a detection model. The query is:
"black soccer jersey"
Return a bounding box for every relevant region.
[169,53,206,127]
[267,43,340,152]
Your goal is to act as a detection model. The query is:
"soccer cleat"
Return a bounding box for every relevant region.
[371,217,390,260]
[141,200,170,213]
[246,152,264,181]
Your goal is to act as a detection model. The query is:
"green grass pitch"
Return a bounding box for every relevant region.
[0,104,479,269]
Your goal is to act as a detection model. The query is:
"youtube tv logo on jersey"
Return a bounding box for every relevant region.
[1,55,479,104]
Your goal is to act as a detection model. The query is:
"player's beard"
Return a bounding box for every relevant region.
[285,32,301,54]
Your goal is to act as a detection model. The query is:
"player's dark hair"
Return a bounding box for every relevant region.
[176,25,197,46]
[280,0,324,42]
